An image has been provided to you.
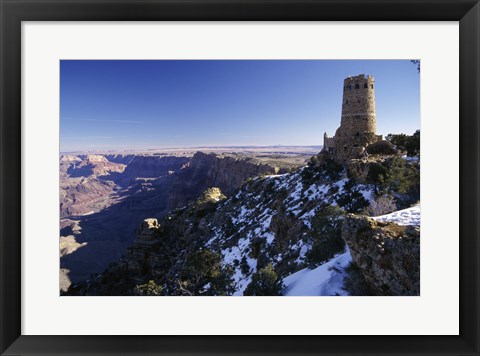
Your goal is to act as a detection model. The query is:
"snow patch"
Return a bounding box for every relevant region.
[373,205,420,226]
[283,250,352,296]
[403,155,420,163]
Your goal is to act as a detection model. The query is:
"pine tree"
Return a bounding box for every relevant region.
[244,264,284,296]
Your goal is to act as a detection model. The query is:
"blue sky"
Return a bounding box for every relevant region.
[60,60,420,152]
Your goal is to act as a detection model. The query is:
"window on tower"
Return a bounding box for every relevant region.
[355,83,360,89]
[364,83,368,88]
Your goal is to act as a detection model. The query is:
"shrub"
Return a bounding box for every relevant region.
[302,158,343,186]
[249,237,264,259]
[367,157,420,199]
[386,130,420,157]
[263,180,276,196]
[276,188,289,202]
[386,133,409,152]
[300,165,318,187]
[367,195,397,216]
[243,264,284,296]
[321,159,343,180]
[308,154,321,167]
[327,185,339,195]
[223,217,236,238]
[179,249,235,296]
[336,179,369,213]
[367,162,388,185]
[134,280,163,296]
[305,205,345,266]
[406,130,420,156]
[381,157,420,195]
[240,255,250,275]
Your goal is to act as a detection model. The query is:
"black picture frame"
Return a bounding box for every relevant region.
[1,0,479,355]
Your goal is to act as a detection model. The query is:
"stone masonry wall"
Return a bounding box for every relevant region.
[332,74,380,162]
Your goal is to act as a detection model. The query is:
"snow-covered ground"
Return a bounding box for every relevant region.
[373,205,420,226]
[283,251,352,296]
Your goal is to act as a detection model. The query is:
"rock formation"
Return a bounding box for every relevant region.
[67,154,126,177]
[135,218,163,244]
[366,140,398,155]
[342,214,420,296]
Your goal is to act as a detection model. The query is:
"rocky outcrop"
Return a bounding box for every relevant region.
[342,214,420,296]
[366,140,398,155]
[59,236,87,292]
[66,154,126,178]
[192,187,226,208]
[345,156,396,183]
[345,160,371,183]
[135,218,163,245]
[60,235,87,257]
[60,155,82,163]
[60,268,72,293]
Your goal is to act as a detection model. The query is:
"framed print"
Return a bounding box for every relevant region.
[1,0,479,355]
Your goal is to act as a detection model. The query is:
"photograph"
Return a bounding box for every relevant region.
[59,59,420,296]
[2,0,477,353]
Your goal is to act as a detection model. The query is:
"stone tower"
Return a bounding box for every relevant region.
[323,74,382,162]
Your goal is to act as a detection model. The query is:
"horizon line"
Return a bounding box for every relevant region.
[60,144,323,154]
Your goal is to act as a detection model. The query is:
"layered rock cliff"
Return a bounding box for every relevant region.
[164,152,290,212]
[114,155,190,186]
[67,154,126,178]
